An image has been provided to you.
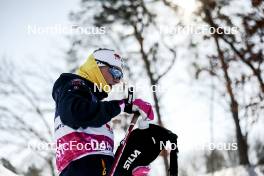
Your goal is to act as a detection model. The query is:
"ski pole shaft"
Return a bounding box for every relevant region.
[109,111,140,176]
[109,87,136,176]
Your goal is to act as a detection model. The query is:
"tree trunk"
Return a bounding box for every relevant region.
[214,36,250,165]
[134,26,170,175]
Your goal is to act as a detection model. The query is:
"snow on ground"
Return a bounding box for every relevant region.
[199,165,264,176]
[0,165,19,176]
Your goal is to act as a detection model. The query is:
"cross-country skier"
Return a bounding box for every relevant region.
[52,48,154,176]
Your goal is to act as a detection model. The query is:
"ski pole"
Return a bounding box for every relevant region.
[109,87,140,176]
[109,112,140,176]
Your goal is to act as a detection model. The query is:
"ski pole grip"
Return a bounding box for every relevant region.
[124,87,134,113]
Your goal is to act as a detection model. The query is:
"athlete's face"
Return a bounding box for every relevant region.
[100,66,121,88]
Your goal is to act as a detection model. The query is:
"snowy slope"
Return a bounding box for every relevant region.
[200,165,264,176]
[0,165,19,176]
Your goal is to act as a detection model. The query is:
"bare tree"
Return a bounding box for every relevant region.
[198,0,264,165]
[161,0,264,166]
[0,56,56,176]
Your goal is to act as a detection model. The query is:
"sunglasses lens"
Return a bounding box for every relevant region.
[109,67,123,80]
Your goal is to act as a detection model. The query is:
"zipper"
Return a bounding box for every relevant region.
[101,159,107,176]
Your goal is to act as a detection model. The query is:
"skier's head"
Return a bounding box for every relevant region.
[94,48,124,87]
[77,48,124,93]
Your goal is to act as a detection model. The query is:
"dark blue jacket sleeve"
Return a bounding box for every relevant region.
[57,81,121,129]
